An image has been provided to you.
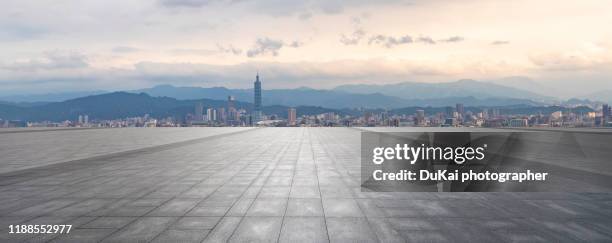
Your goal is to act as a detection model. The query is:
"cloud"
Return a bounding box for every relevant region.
[298,12,312,20]
[439,36,464,43]
[112,46,140,53]
[491,40,510,45]
[170,48,218,56]
[158,0,409,17]
[340,29,366,45]
[3,55,612,96]
[169,44,242,56]
[368,34,413,48]
[118,59,460,88]
[416,36,436,44]
[338,14,371,46]
[246,38,302,57]
[158,0,218,8]
[1,51,89,71]
[289,41,303,48]
[529,51,611,71]
[368,34,461,47]
[0,58,467,93]
[247,38,285,57]
[366,35,459,47]
[217,44,242,55]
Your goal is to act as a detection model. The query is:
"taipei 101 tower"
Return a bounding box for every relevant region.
[253,73,263,124]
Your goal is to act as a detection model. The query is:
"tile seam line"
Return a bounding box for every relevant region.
[309,128,332,243]
[275,128,304,243]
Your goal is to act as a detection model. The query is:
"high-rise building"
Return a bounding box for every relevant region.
[253,73,263,124]
[288,108,297,126]
[227,96,235,111]
[445,106,454,117]
[206,108,217,122]
[364,111,372,126]
[456,103,464,115]
[415,109,425,126]
[84,115,89,124]
[324,112,335,122]
[218,107,226,123]
[195,102,204,121]
[601,104,611,126]
[226,96,237,124]
[78,115,83,125]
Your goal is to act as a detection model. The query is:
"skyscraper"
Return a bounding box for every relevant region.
[206,108,216,122]
[603,104,610,126]
[227,96,235,111]
[218,107,226,123]
[445,106,454,117]
[253,73,263,124]
[456,103,464,115]
[195,102,204,121]
[288,108,297,126]
[415,109,425,126]
[227,96,237,123]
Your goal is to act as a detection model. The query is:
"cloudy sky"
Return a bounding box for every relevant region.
[1,0,611,97]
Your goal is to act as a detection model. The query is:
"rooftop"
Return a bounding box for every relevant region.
[1,127,611,242]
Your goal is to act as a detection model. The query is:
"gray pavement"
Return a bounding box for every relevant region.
[0,127,611,242]
[0,127,253,173]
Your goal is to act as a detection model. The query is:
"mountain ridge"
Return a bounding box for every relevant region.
[0,79,580,109]
[333,79,555,102]
[0,92,594,122]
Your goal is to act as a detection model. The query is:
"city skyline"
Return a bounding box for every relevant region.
[1,0,611,97]
[4,88,610,129]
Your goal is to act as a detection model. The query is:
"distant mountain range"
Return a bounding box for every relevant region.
[333,79,555,102]
[133,85,410,109]
[129,80,553,109]
[0,92,339,122]
[1,79,608,111]
[581,90,612,104]
[0,90,107,103]
[0,92,594,122]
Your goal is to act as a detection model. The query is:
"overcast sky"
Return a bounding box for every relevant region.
[1,0,611,97]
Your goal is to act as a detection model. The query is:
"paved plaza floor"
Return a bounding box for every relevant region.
[1,127,611,242]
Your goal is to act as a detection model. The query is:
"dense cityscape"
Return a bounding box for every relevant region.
[2,74,611,129]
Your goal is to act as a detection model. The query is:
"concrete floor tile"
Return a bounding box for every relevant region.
[152,229,209,243]
[322,198,364,217]
[173,217,221,230]
[326,217,378,242]
[286,198,324,217]
[102,217,176,242]
[81,217,136,229]
[147,198,200,216]
[246,198,288,216]
[279,217,329,243]
[229,217,283,243]
[202,217,242,242]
